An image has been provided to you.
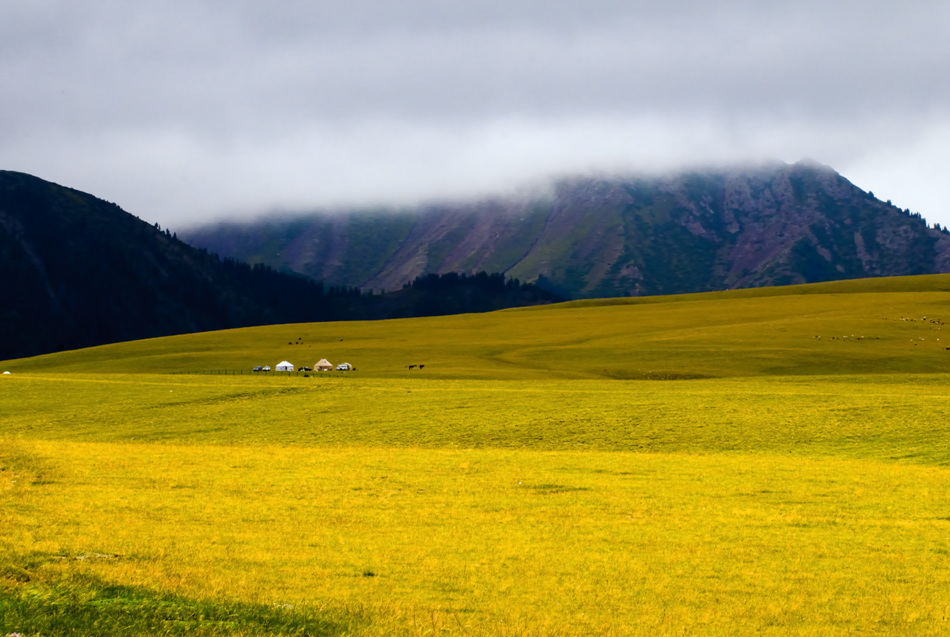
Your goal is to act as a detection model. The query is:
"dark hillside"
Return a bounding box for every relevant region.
[0,171,560,360]
[352,271,564,320]
[0,171,356,360]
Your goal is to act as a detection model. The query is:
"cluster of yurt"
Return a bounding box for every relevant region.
[269,359,352,372]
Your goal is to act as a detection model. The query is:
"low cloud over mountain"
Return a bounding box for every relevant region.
[183,161,950,300]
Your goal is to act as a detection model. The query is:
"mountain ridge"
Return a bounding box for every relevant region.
[182,161,950,298]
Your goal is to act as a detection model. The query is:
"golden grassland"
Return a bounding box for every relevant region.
[5,440,950,635]
[3,274,950,635]
[2,374,949,462]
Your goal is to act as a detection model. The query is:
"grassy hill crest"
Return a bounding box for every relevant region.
[7,273,950,379]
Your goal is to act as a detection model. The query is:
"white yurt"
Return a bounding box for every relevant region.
[275,361,295,372]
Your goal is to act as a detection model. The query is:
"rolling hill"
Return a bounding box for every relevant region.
[9,273,950,379]
[182,160,950,299]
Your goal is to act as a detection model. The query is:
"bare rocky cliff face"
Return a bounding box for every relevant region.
[183,161,950,299]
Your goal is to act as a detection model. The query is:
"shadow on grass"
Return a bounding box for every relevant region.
[0,568,355,636]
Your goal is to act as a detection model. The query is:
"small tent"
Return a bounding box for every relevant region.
[315,358,333,371]
[275,360,295,372]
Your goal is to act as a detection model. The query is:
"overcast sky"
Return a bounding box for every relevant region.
[3,1,949,230]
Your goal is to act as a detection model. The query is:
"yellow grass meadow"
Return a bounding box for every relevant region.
[3,275,950,635]
[4,431,950,635]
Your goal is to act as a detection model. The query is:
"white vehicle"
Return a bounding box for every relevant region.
[336,362,352,371]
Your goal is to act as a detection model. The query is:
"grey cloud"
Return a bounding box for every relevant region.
[2,1,949,228]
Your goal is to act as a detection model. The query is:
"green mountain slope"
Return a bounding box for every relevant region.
[182,161,950,298]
